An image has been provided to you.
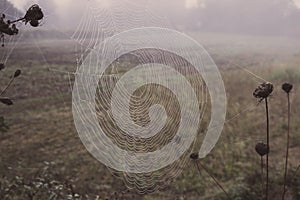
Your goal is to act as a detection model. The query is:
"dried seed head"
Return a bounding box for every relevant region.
[25,5,44,25]
[282,82,293,93]
[30,20,39,27]
[190,152,199,160]
[0,63,5,71]
[255,142,269,156]
[14,69,21,78]
[253,82,273,99]
[0,97,13,106]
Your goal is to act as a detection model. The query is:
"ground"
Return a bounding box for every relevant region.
[0,31,299,199]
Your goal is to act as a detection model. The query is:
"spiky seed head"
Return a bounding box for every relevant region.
[190,152,199,160]
[30,20,39,27]
[0,97,13,106]
[14,69,21,78]
[255,142,269,156]
[25,5,44,24]
[282,82,293,93]
[0,63,5,71]
[253,82,274,99]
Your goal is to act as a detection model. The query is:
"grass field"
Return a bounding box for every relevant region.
[0,31,299,199]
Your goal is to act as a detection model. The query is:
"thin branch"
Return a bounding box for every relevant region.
[0,76,15,96]
[265,98,270,200]
[261,156,264,200]
[292,165,300,179]
[10,17,25,24]
[282,93,290,200]
[285,164,300,194]
[195,161,231,200]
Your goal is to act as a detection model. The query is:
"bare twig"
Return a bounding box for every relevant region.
[265,98,270,200]
[281,83,293,200]
[0,76,15,96]
[282,93,290,200]
[194,161,231,200]
[261,156,264,200]
[284,164,300,194]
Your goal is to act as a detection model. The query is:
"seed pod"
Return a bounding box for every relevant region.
[255,142,269,156]
[30,20,39,27]
[14,69,21,78]
[190,152,199,160]
[253,82,273,99]
[0,97,13,106]
[24,4,44,23]
[0,63,5,71]
[282,82,293,93]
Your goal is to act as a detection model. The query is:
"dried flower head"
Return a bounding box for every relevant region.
[24,4,44,26]
[253,82,273,99]
[255,142,269,156]
[190,152,199,160]
[14,69,21,78]
[282,82,293,94]
[30,20,39,27]
[0,63,5,71]
[0,97,13,106]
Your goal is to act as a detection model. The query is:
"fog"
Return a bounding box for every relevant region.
[5,0,300,37]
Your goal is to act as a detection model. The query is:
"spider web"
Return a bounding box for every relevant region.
[0,1,292,199]
[72,0,169,51]
[69,0,209,194]
[0,0,274,196]
[67,0,274,195]
[25,0,275,195]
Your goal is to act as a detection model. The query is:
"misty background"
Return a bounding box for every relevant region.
[1,0,300,37]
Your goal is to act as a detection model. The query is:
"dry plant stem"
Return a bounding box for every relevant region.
[10,17,25,24]
[292,165,300,178]
[195,161,231,200]
[285,164,300,194]
[0,76,15,96]
[265,98,269,200]
[282,93,291,200]
[194,162,202,177]
[261,156,264,200]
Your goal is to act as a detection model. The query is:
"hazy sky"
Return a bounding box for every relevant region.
[5,0,300,36]
[7,0,300,11]
[293,0,300,8]
[7,0,72,11]
[8,0,200,11]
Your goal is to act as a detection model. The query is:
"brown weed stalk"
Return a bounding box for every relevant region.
[281,82,293,200]
[0,69,21,106]
[255,142,269,200]
[253,82,273,200]
[190,153,231,199]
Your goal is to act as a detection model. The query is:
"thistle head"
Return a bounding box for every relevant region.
[190,152,199,160]
[253,82,273,99]
[14,69,21,78]
[0,97,13,106]
[24,4,44,27]
[0,63,5,71]
[282,82,293,94]
[255,142,269,156]
[30,20,39,27]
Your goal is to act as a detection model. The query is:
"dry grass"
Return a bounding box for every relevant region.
[0,35,299,199]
